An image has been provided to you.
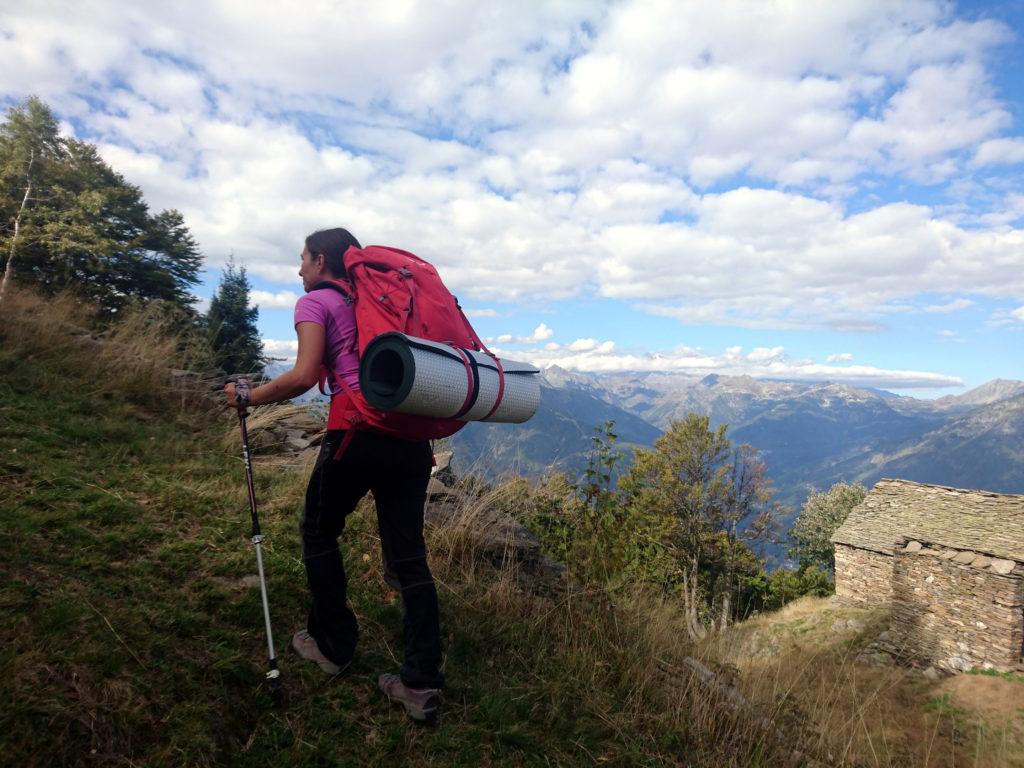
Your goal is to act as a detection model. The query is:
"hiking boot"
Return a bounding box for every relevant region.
[377,672,440,723]
[291,628,349,676]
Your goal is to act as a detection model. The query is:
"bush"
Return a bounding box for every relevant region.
[741,564,834,614]
[789,482,867,571]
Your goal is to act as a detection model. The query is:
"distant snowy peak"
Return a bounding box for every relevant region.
[934,379,1024,410]
[539,365,599,390]
[542,370,1024,414]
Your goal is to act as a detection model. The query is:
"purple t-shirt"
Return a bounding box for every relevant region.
[294,289,360,392]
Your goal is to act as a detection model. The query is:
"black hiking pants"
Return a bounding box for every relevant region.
[302,429,444,689]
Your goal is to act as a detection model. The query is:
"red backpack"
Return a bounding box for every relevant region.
[313,245,494,450]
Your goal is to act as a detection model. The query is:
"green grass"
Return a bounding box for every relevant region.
[2,308,769,767]
[967,668,1024,685]
[9,290,1020,768]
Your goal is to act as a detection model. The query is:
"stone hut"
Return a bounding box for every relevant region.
[831,479,1024,672]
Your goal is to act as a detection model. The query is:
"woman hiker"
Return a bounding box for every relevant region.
[224,228,444,723]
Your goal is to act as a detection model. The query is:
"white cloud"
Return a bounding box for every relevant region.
[489,323,556,346]
[924,299,974,314]
[262,338,298,361]
[529,323,554,342]
[602,190,1024,329]
[972,138,1024,167]
[464,308,499,318]
[826,352,854,363]
[746,346,785,363]
[516,343,961,389]
[1012,306,1024,323]
[568,338,599,351]
[251,290,300,310]
[2,0,1022,332]
[980,194,1024,227]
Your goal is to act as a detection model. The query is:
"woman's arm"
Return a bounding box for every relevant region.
[225,321,326,407]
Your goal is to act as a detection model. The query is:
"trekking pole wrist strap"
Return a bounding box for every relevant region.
[235,378,252,408]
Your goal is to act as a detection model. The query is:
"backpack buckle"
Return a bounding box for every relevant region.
[399,268,413,278]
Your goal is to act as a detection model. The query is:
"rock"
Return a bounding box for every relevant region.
[286,436,312,451]
[952,551,976,564]
[425,498,565,584]
[846,618,864,632]
[867,651,893,667]
[427,478,456,499]
[240,575,262,589]
[432,451,456,486]
[904,540,922,553]
[297,446,320,465]
[939,549,958,559]
[922,667,941,681]
[989,558,1015,575]
[432,450,453,473]
[970,555,992,569]
[946,656,971,672]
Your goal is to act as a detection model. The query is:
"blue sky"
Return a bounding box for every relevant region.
[2,1,1023,396]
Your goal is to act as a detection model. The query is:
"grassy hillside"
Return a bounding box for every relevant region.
[2,288,1021,767]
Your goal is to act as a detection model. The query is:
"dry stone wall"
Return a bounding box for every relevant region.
[834,544,892,606]
[890,538,1024,672]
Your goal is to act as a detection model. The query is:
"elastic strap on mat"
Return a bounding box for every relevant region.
[481,355,506,421]
[448,344,478,419]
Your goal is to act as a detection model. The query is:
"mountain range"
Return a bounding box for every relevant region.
[450,370,1024,514]
[275,355,1023,514]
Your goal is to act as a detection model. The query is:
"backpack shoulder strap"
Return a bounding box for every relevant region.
[311,279,355,303]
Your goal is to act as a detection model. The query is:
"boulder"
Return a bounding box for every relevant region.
[989,558,1016,576]
[425,497,565,584]
[432,451,456,486]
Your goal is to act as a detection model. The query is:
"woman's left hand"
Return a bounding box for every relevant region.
[224,382,239,409]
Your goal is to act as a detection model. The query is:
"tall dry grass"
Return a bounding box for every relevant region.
[413,477,822,765]
[705,597,1022,767]
[0,286,210,409]
[419,473,1021,766]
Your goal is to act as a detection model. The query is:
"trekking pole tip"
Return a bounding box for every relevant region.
[268,674,285,707]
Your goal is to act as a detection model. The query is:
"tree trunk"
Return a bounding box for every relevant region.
[682,568,707,641]
[0,149,35,305]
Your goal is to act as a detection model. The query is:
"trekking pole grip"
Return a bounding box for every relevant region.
[234,377,253,414]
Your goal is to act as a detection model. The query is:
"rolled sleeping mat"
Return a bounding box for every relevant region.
[359,332,540,423]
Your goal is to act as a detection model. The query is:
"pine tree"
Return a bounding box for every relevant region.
[0,97,65,302]
[0,97,202,314]
[206,258,264,374]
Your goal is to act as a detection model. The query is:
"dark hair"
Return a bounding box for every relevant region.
[305,228,362,277]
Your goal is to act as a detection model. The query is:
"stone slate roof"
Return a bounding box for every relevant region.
[831,479,1024,562]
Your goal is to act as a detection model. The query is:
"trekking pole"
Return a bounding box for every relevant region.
[234,378,285,706]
